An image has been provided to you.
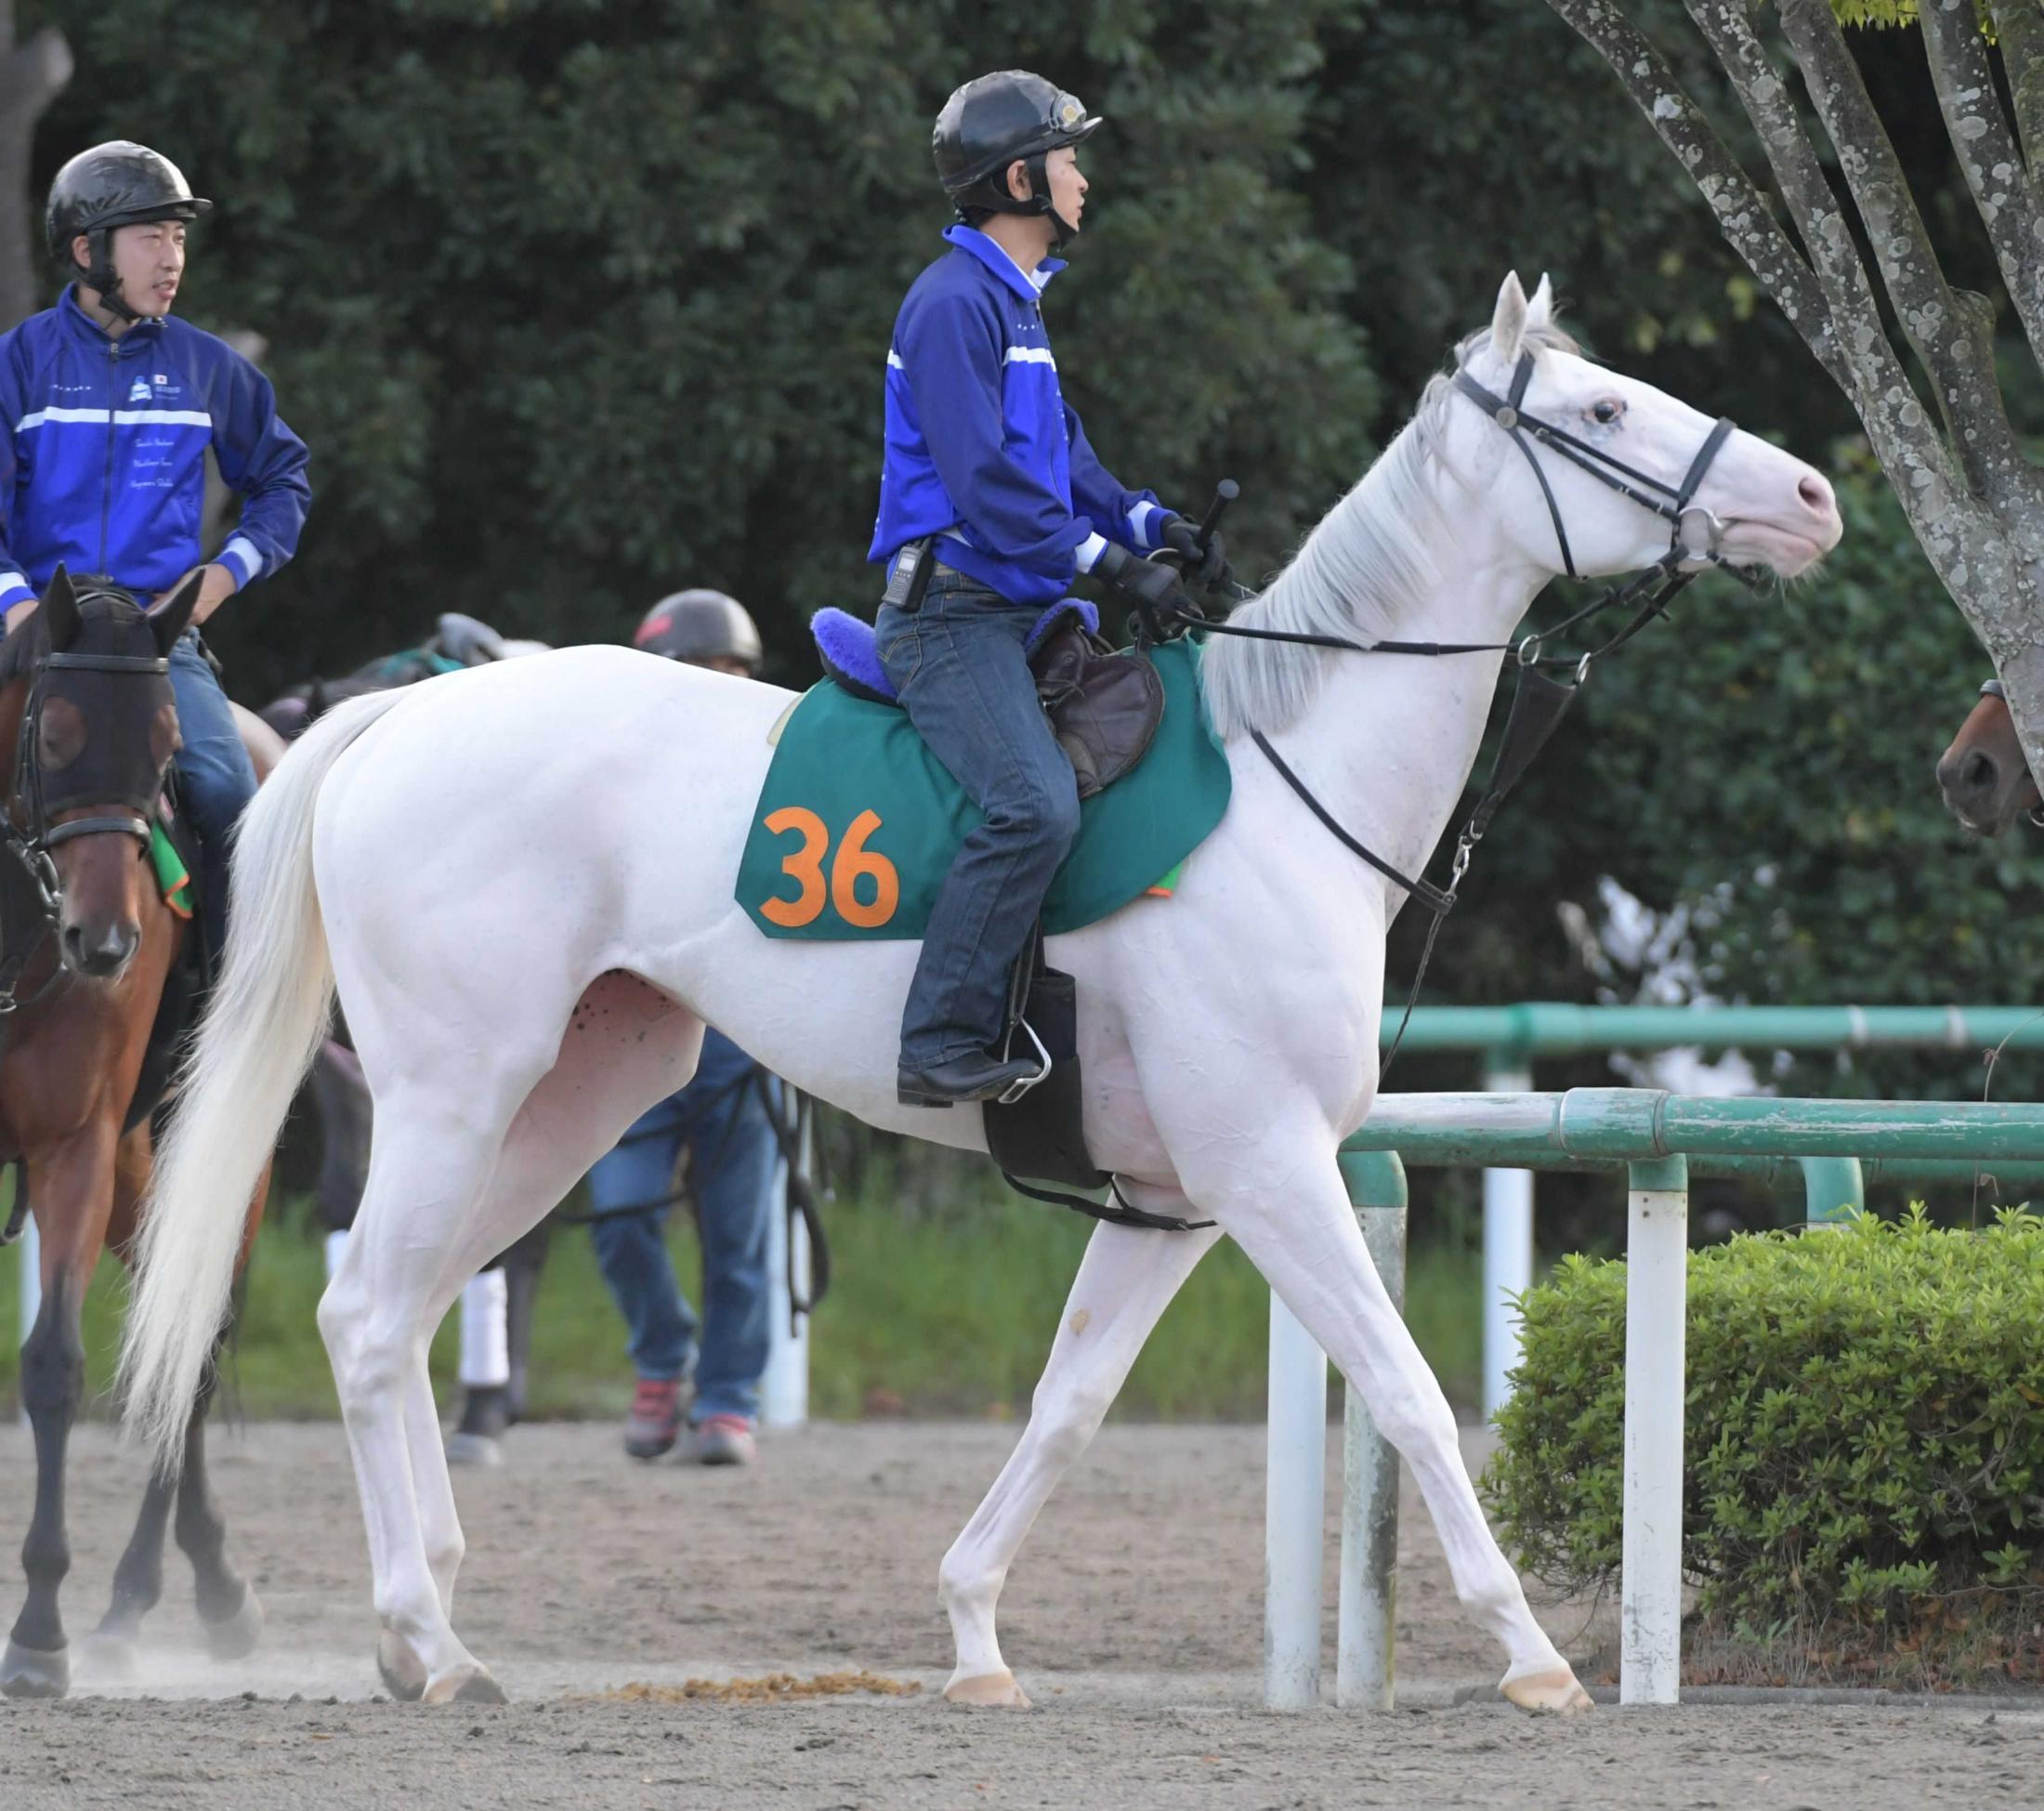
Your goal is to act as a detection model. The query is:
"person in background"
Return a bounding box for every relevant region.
[590,591,780,1465]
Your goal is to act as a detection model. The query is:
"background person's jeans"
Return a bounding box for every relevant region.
[585,1029,776,1424]
[874,571,1081,1069]
[168,631,257,966]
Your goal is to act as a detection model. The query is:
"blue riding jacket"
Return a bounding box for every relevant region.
[869,226,1168,608]
[0,286,311,613]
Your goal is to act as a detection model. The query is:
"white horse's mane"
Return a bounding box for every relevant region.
[1200,318,1585,741]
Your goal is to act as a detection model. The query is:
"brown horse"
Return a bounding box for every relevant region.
[1937,678,2042,835]
[0,568,282,1698]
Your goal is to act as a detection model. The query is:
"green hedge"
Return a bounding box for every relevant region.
[1483,1208,2044,1684]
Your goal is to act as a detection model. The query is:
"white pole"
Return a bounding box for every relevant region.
[18,1208,39,1425]
[758,1089,809,1431]
[1481,1056,1535,1421]
[1338,1151,1408,1710]
[1264,1290,1328,1710]
[1620,1155,1688,1707]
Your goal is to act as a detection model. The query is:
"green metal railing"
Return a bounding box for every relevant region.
[1279,1089,2044,1713]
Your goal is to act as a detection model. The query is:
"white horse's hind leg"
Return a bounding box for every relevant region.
[321,971,703,1705]
[940,1207,1223,1707]
[1208,1135,1591,1713]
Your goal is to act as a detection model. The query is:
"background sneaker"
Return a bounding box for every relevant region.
[622,1378,686,1459]
[688,1414,757,1466]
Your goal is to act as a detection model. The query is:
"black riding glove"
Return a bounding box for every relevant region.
[1094,542,1196,641]
[1159,513,1234,593]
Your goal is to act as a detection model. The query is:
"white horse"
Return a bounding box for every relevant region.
[120,273,1841,1710]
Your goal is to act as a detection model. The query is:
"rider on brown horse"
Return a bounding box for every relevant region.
[1,140,311,971]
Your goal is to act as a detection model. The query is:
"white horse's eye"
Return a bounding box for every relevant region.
[1591,399,1624,427]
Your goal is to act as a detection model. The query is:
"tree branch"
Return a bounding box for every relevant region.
[1917,0,2044,356]
[1681,1,1959,501]
[1774,0,2037,510]
[1993,0,2044,171]
[1544,0,1847,387]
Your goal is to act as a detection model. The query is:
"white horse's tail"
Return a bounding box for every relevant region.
[120,688,410,1472]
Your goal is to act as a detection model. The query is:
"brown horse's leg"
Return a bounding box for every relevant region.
[2,1129,113,1698]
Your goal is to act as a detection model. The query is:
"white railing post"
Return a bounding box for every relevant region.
[1264,1287,1328,1710]
[1481,1056,1535,1421]
[1621,1154,1688,1706]
[1338,1150,1408,1709]
[759,1088,810,1431]
[17,1208,39,1425]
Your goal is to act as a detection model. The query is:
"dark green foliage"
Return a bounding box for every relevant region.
[1485,1208,2044,1678]
[23,0,1377,698]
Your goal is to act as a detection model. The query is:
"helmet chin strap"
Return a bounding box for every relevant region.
[78,230,143,324]
[1019,152,1079,251]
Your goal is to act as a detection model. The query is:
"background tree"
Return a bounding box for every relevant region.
[1545,0,2044,827]
[0,0,67,328]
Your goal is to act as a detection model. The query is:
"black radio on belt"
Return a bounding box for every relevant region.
[882,537,937,614]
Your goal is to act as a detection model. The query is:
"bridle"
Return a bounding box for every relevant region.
[0,634,172,1018]
[1163,347,1761,1075]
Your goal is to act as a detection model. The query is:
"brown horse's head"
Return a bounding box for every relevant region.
[1937,679,2041,837]
[0,566,203,978]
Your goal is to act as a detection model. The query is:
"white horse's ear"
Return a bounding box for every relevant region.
[1526,273,1554,332]
[1491,271,1528,364]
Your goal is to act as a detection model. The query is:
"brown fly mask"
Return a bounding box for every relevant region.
[1,565,203,982]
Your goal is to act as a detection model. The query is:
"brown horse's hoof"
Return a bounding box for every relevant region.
[205,1587,265,1661]
[424,1662,507,1705]
[376,1629,427,1702]
[1500,1664,1594,1714]
[1,1639,70,1699]
[943,1669,1031,1709]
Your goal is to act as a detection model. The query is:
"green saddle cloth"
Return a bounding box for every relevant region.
[737,638,1231,941]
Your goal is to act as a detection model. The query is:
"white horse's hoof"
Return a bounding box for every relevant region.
[376,1629,427,1702]
[424,1662,507,1705]
[1500,1664,1594,1713]
[206,1587,265,1660]
[444,1431,504,1469]
[0,1639,70,1699]
[943,1669,1031,1709]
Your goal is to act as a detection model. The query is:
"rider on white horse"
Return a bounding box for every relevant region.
[871,71,1231,1108]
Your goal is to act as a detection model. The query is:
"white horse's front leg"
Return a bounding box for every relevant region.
[940,1205,1223,1707]
[1205,1131,1591,1713]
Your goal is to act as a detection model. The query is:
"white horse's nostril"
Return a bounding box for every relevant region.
[1798,472,1836,518]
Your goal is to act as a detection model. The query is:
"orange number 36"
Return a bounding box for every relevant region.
[760,806,900,930]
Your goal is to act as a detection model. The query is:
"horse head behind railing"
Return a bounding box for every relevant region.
[1937,679,2040,836]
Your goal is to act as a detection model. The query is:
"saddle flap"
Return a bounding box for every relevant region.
[1031,625,1166,800]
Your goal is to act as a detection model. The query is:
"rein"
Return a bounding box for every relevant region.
[1169,349,1761,1079]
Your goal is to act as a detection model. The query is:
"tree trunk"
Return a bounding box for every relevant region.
[1547,0,2044,791]
[0,7,72,331]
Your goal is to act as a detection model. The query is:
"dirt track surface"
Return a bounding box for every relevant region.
[3,1420,2037,1808]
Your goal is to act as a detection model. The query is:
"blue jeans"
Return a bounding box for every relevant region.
[875,570,1081,1067]
[169,631,257,966]
[585,1029,776,1424]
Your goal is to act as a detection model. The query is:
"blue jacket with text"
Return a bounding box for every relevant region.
[0,285,311,612]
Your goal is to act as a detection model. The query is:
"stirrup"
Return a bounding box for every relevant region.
[995,1017,1054,1106]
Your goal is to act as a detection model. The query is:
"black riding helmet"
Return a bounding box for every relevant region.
[934,72,1100,246]
[46,141,211,322]
[634,590,763,673]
